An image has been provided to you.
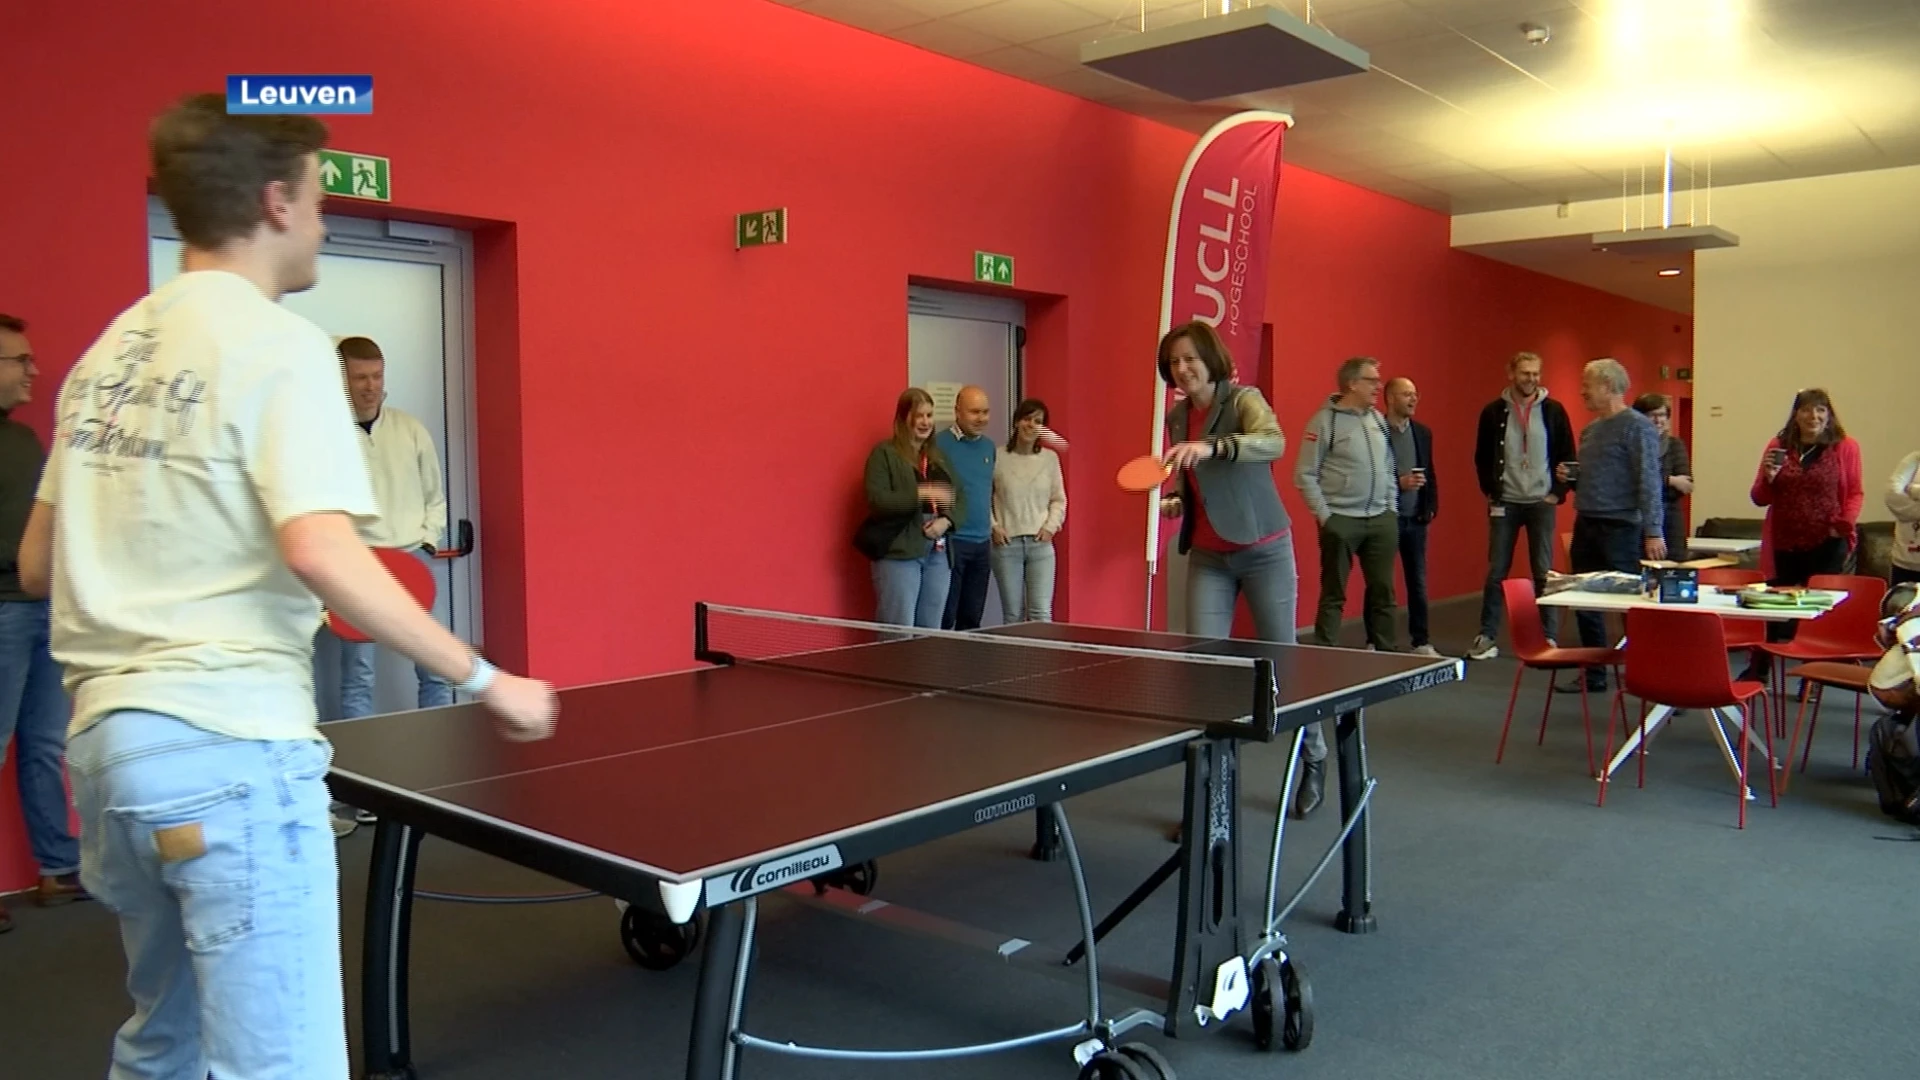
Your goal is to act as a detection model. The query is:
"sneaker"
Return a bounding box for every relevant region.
[331,813,359,839]
[1466,635,1499,660]
[1412,644,1442,658]
[355,809,379,825]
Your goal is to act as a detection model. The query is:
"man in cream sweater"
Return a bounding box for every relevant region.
[1295,357,1401,652]
[333,336,452,718]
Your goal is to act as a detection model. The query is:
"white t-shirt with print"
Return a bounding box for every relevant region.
[38,270,380,742]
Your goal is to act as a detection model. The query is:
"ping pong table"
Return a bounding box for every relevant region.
[327,603,1462,1080]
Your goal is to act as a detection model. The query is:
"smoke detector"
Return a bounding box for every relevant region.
[1521,23,1551,45]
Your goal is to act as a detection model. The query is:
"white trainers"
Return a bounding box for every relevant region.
[1466,635,1499,660]
[1412,644,1442,658]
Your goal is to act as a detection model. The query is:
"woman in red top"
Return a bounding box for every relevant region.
[1742,388,1864,679]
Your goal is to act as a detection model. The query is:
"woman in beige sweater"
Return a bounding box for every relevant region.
[990,399,1067,622]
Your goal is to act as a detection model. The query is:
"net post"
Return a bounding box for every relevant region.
[693,602,731,666]
[1253,658,1278,740]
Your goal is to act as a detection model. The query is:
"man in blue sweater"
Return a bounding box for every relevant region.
[938,386,997,631]
[1558,358,1666,691]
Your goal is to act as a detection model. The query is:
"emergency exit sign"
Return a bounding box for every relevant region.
[736,207,788,249]
[974,251,1014,286]
[318,149,390,202]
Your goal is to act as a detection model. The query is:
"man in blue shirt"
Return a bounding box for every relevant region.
[937,386,996,631]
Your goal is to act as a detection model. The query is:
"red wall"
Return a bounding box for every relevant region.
[0,0,1689,890]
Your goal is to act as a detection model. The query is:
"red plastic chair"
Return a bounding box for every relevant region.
[1780,661,1874,794]
[1602,606,1774,828]
[1698,567,1767,650]
[1760,574,1884,736]
[1494,578,1621,775]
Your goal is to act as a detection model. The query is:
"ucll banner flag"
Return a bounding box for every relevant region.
[1144,111,1291,630]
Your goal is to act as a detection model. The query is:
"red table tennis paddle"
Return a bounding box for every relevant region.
[1036,425,1069,451]
[1116,454,1172,492]
[325,547,437,644]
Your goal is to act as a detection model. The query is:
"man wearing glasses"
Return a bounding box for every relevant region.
[1296,356,1402,655]
[0,313,85,933]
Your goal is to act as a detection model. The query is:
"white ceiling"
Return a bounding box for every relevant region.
[771,0,1920,218]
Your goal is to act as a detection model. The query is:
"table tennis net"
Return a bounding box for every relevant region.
[700,605,1274,730]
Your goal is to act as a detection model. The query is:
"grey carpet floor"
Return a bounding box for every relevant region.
[5,597,1916,1080]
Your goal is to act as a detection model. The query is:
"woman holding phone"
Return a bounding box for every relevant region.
[1742,388,1864,680]
[862,388,964,628]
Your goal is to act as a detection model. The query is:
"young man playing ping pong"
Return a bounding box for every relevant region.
[16,92,557,1080]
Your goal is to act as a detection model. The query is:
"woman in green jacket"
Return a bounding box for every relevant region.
[863,388,964,627]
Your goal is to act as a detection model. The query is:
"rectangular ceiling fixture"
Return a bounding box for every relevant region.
[1080,4,1369,102]
[1590,224,1740,255]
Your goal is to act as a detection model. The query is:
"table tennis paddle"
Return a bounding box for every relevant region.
[1115,454,1172,492]
[1036,425,1069,451]
[325,547,438,644]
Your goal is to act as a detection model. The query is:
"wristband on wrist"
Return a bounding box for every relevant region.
[457,655,498,696]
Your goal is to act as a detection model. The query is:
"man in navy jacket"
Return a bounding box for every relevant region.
[1385,377,1440,655]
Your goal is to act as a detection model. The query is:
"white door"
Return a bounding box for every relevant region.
[148,201,481,718]
[905,287,1024,628]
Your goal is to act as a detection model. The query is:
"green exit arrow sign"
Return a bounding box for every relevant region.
[318,149,390,202]
[974,251,1014,286]
[736,207,788,249]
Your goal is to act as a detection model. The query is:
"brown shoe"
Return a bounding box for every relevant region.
[36,873,90,908]
[0,899,13,933]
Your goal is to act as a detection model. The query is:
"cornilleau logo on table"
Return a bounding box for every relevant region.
[226,75,373,115]
[706,844,843,903]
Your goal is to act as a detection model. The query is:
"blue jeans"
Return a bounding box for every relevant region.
[0,599,79,877]
[1186,535,1324,762]
[942,537,993,631]
[67,710,348,1080]
[336,547,453,719]
[872,545,952,628]
[990,536,1057,622]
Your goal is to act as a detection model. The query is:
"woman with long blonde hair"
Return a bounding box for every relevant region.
[858,388,964,627]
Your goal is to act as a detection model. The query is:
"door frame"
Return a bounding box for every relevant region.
[145,199,485,642]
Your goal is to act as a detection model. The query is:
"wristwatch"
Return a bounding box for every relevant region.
[457,655,498,696]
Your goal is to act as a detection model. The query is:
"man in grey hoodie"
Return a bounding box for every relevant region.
[1296,357,1400,652]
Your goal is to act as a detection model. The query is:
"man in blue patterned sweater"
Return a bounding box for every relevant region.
[1557,358,1666,692]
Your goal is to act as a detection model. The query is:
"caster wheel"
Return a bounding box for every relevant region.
[1279,956,1314,1050]
[619,906,701,970]
[812,860,879,896]
[1076,1050,1150,1080]
[1251,956,1280,1051]
[1113,1041,1176,1080]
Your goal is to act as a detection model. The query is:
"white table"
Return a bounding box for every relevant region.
[1683,536,1762,555]
[1535,585,1846,796]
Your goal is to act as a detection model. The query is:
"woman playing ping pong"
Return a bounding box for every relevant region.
[1155,321,1325,818]
[861,387,966,628]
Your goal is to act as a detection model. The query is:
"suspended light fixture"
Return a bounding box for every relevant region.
[1080,2,1369,102]
[1592,142,1739,255]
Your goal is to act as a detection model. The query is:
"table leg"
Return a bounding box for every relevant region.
[1597,703,1674,781]
[1165,737,1245,1037]
[687,901,748,1080]
[362,821,422,1080]
[1334,710,1376,935]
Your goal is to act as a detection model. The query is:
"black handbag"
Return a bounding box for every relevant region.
[853,512,914,560]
